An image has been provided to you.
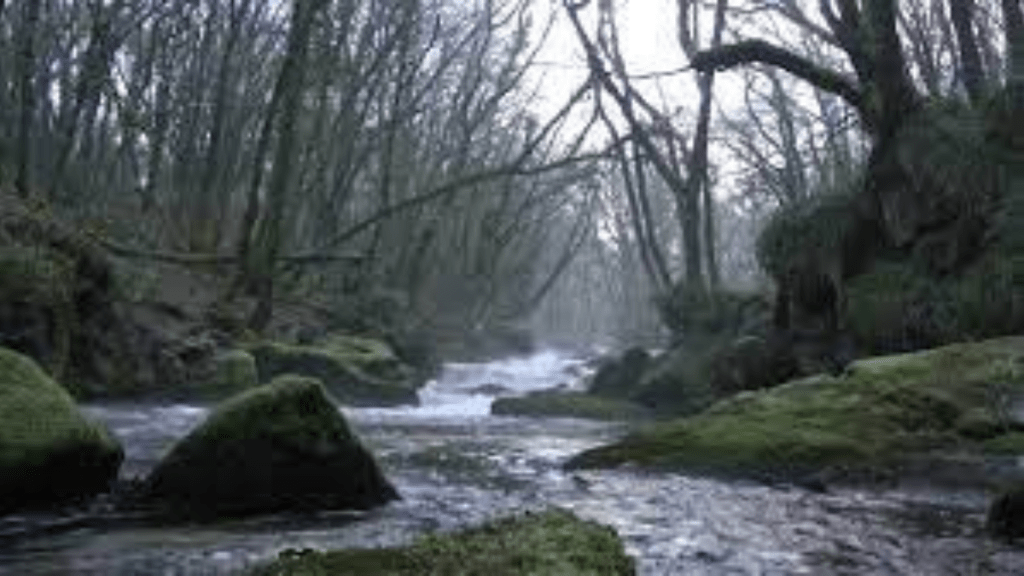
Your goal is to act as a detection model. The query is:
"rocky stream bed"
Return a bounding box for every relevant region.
[0,351,1021,575]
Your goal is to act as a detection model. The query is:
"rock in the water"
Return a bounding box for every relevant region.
[0,347,123,514]
[708,334,798,395]
[988,485,1024,540]
[144,375,398,519]
[491,390,648,421]
[202,349,258,398]
[589,347,650,398]
[250,508,635,576]
[630,344,717,415]
[467,383,511,396]
[247,337,421,406]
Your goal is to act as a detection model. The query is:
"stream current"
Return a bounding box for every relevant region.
[1,350,1022,575]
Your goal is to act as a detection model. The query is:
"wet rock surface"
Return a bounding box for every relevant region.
[0,348,122,515]
[141,376,398,520]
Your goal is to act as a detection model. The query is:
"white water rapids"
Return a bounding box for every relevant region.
[0,350,1021,575]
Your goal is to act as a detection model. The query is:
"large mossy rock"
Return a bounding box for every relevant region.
[588,347,650,399]
[988,484,1024,540]
[567,337,1024,487]
[491,390,649,421]
[0,347,122,514]
[143,375,398,519]
[197,349,259,399]
[246,335,421,407]
[250,508,635,576]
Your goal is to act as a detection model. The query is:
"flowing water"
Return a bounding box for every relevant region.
[1,350,1022,575]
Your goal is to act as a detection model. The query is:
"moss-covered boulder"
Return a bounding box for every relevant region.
[987,484,1024,540]
[491,391,649,421]
[588,347,650,399]
[628,345,717,416]
[249,508,635,576]
[143,375,398,520]
[246,335,421,406]
[707,334,800,395]
[566,337,1024,488]
[0,347,122,514]
[198,349,258,398]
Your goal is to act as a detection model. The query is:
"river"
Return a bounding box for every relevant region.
[0,350,1021,575]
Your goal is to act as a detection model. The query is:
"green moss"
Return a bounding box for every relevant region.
[955,407,1004,440]
[567,338,1024,482]
[982,433,1024,455]
[491,391,649,421]
[0,347,118,470]
[246,338,419,406]
[0,246,76,379]
[0,347,122,511]
[201,349,259,398]
[755,179,863,280]
[847,255,1024,354]
[317,334,400,364]
[249,508,635,576]
[176,375,355,451]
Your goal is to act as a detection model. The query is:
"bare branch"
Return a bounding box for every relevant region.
[690,39,865,117]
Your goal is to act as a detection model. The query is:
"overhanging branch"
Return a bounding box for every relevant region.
[690,39,866,120]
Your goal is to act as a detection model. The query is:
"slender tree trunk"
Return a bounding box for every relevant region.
[949,0,985,105]
[199,0,250,251]
[15,0,43,200]
[1003,0,1024,122]
[676,0,727,291]
[53,1,124,193]
[246,0,327,330]
[863,0,918,136]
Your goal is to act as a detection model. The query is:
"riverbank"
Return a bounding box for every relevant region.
[567,337,1024,491]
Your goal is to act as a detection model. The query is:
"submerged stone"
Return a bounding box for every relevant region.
[0,347,123,514]
[143,375,398,520]
[249,508,635,576]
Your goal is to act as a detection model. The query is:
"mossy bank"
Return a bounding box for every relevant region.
[249,508,634,576]
[567,337,1024,488]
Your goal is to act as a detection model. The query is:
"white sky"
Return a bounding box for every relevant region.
[528,0,693,119]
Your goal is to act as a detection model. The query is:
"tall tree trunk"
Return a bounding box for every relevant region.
[53,1,125,194]
[949,0,985,105]
[199,0,250,251]
[863,0,918,137]
[1003,0,1024,125]
[15,0,43,200]
[246,0,327,330]
[684,0,724,289]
